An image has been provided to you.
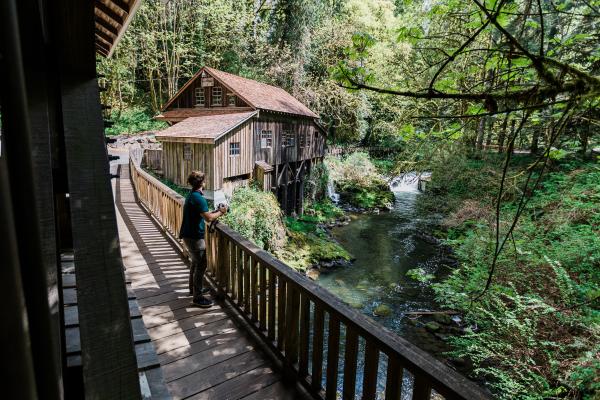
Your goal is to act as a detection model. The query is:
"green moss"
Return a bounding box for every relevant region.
[276,230,352,271]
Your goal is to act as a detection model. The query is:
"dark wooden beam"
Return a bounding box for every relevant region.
[1,0,64,398]
[56,0,141,397]
[95,0,124,26]
[95,16,118,37]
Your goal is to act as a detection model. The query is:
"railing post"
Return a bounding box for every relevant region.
[325,315,340,400]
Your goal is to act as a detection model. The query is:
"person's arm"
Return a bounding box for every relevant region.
[200,203,228,222]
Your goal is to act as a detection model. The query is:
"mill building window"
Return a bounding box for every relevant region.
[229,142,240,156]
[212,87,222,106]
[260,130,272,148]
[194,87,205,106]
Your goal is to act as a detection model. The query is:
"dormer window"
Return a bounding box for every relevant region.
[212,87,222,106]
[194,87,205,107]
[228,94,236,106]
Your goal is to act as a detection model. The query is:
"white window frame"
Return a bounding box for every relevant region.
[194,87,205,107]
[212,86,222,106]
[306,132,312,148]
[229,142,240,156]
[260,130,272,149]
[228,94,236,106]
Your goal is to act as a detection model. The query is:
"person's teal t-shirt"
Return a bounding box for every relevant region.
[179,191,210,239]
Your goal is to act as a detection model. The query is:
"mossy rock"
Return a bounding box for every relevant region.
[425,321,441,332]
[373,304,392,317]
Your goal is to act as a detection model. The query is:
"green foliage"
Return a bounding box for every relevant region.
[431,155,600,399]
[326,152,394,209]
[301,200,345,224]
[221,186,286,252]
[406,267,435,283]
[105,107,167,136]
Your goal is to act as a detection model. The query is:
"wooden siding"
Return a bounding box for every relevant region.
[167,72,249,110]
[160,113,325,193]
[162,141,216,190]
[253,114,325,165]
[214,120,255,183]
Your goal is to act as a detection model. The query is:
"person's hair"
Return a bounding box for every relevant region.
[187,171,205,190]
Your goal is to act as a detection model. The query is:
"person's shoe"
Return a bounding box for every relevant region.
[191,297,214,308]
[189,287,210,296]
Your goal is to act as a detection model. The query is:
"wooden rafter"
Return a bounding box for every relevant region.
[95,29,114,46]
[96,45,109,57]
[96,41,110,55]
[95,16,118,36]
[95,1,124,26]
[109,0,130,14]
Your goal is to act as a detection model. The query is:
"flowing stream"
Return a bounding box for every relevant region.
[314,173,457,396]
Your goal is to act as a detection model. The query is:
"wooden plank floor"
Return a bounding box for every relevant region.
[115,164,306,400]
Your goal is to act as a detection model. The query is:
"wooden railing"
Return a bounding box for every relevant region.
[128,149,490,400]
[130,149,184,241]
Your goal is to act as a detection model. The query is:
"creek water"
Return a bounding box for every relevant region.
[314,173,456,397]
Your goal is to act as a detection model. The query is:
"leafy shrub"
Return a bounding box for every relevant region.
[221,186,286,251]
[325,152,394,209]
[106,107,167,136]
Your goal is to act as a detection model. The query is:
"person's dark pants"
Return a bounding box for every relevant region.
[183,238,207,302]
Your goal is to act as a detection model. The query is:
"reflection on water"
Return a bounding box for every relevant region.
[315,173,453,397]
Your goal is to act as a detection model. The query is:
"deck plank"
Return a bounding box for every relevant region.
[115,165,305,400]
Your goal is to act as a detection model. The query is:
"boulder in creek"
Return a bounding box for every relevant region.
[373,304,392,317]
[425,321,441,332]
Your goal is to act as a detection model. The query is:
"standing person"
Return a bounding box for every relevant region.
[179,171,227,308]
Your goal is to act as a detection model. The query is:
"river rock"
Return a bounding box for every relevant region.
[306,268,320,280]
[373,304,392,317]
[425,321,441,332]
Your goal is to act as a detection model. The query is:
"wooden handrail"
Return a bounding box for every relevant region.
[128,148,490,400]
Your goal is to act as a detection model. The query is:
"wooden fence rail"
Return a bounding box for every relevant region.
[128,150,490,400]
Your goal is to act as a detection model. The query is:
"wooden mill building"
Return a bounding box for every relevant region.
[155,67,326,214]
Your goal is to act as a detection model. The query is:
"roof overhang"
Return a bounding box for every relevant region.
[155,111,258,143]
[95,0,142,58]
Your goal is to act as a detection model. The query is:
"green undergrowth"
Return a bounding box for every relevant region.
[106,107,167,136]
[276,200,352,271]
[145,169,191,198]
[326,152,394,209]
[424,152,600,399]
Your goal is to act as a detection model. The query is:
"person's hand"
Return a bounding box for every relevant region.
[218,204,228,215]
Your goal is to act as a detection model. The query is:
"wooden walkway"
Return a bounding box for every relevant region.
[114,165,306,400]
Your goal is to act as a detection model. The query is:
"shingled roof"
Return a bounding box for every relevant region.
[162,67,318,119]
[155,111,257,143]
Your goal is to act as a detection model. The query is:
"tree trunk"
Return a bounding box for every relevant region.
[476,117,486,150]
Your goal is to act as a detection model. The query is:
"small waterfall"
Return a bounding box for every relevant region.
[389,172,431,193]
[327,180,340,203]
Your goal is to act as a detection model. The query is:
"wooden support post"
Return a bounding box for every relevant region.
[311,305,325,393]
[362,341,380,400]
[343,328,359,399]
[56,0,141,397]
[325,315,340,400]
